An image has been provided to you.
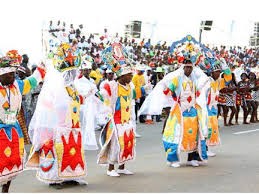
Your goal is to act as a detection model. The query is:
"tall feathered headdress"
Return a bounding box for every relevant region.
[101,43,133,77]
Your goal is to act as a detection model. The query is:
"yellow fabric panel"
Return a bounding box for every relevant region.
[118,84,131,124]
[207,115,220,146]
[163,104,181,141]
[19,138,25,158]
[117,84,131,96]
[22,79,32,95]
[54,142,63,165]
[132,74,145,99]
[219,78,226,90]
[90,70,103,84]
[120,96,131,123]
[172,77,178,87]
[210,80,219,93]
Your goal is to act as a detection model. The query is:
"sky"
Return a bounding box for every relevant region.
[0,0,258,63]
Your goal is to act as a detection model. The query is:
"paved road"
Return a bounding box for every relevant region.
[9,117,259,192]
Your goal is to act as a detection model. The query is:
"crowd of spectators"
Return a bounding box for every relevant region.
[47,20,259,75]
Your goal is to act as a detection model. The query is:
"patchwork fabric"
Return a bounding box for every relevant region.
[39,140,55,173]
[57,130,85,177]
[200,139,208,160]
[114,84,131,124]
[207,115,220,146]
[181,111,198,152]
[0,124,24,183]
[163,104,181,143]
[117,124,135,164]
[100,121,114,146]
[35,129,86,182]
[98,120,115,164]
[163,141,179,162]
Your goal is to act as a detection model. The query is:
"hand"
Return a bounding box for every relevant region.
[37,61,46,70]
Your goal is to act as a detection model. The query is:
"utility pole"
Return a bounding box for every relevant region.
[199,20,213,43]
[199,24,203,43]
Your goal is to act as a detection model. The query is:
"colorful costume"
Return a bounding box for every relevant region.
[26,43,87,184]
[139,35,211,165]
[97,81,136,165]
[0,50,45,185]
[205,59,232,146]
[74,60,109,151]
[162,68,209,163]
[97,43,136,166]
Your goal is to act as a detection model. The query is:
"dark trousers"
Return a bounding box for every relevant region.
[187,151,201,161]
[188,145,208,161]
[135,96,146,123]
[152,115,161,122]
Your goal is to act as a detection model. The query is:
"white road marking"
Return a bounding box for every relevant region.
[233,129,259,135]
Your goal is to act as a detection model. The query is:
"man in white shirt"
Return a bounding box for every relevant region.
[99,69,115,90]
[74,60,99,150]
[144,66,153,95]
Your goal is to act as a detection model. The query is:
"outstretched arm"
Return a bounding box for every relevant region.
[17,65,46,95]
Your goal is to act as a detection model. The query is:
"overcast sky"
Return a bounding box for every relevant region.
[0,0,258,62]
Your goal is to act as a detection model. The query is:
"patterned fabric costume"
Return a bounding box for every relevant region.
[138,35,220,164]
[0,50,45,185]
[162,68,209,163]
[97,82,136,165]
[205,60,232,146]
[17,106,30,144]
[26,43,87,184]
[97,43,136,165]
[138,66,209,163]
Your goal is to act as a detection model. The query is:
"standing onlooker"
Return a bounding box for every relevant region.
[248,72,258,122]
[26,65,43,127]
[225,73,237,126]
[151,67,165,122]
[217,74,228,126]
[132,65,146,123]
[20,54,32,77]
[16,65,31,145]
[238,73,252,124]
[68,24,76,43]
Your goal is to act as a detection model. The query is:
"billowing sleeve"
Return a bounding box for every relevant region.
[17,67,46,95]
[96,82,112,107]
[196,80,210,138]
[138,67,184,116]
[168,77,179,92]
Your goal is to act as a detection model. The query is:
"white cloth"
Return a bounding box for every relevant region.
[138,66,209,116]
[27,65,87,183]
[74,77,99,150]
[144,73,153,95]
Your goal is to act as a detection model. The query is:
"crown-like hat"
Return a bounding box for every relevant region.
[102,43,132,77]
[49,43,81,72]
[0,50,22,75]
